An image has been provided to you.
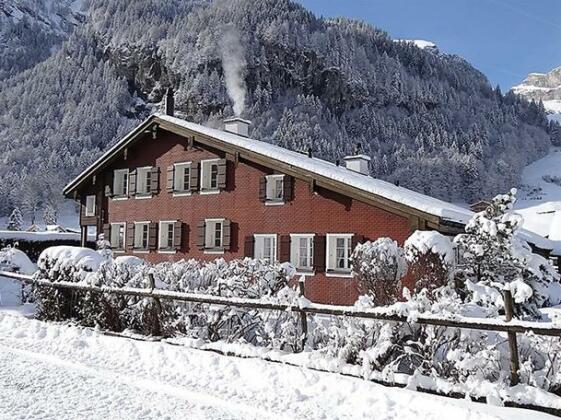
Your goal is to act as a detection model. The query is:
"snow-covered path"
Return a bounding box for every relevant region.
[0,308,555,420]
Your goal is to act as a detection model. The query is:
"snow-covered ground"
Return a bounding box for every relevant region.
[0,308,554,420]
[515,148,561,251]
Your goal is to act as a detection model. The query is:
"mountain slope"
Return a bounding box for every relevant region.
[0,0,86,80]
[0,0,555,216]
[512,66,561,123]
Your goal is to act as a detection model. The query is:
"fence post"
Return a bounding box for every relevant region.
[503,288,520,386]
[148,273,163,313]
[298,278,308,352]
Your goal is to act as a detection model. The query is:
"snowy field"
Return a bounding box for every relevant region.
[0,308,555,420]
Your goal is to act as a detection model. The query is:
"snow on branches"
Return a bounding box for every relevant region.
[351,238,407,305]
[454,189,560,317]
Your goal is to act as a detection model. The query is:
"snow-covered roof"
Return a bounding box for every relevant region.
[156,114,474,224]
[62,113,558,252]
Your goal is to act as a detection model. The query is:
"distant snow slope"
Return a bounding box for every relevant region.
[513,67,561,122]
[515,148,561,247]
[0,309,553,420]
[395,39,439,51]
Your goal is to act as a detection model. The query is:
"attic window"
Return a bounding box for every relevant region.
[136,167,152,196]
[266,175,284,202]
[113,169,129,198]
[85,195,96,217]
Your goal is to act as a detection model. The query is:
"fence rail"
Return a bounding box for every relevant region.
[3,270,561,387]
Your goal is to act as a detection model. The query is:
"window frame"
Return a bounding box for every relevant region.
[113,169,129,199]
[200,158,221,194]
[110,222,126,252]
[265,174,285,205]
[326,233,354,277]
[204,218,225,253]
[158,220,177,253]
[254,234,278,263]
[135,166,153,198]
[85,195,96,217]
[133,221,151,253]
[290,233,315,274]
[173,162,192,196]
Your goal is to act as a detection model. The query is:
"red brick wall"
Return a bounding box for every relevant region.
[88,131,413,305]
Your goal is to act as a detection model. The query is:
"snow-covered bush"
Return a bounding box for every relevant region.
[404,231,454,294]
[454,189,560,318]
[351,238,407,305]
[32,251,301,348]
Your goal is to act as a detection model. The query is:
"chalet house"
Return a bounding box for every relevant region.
[63,107,558,305]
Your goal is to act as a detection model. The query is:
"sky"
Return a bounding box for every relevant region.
[295,0,561,90]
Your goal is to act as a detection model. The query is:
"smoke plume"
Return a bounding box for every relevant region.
[219,26,247,116]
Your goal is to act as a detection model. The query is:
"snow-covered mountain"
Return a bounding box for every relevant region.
[512,66,561,123]
[0,0,86,80]
[0,0,556,217]
[515,148,561,249]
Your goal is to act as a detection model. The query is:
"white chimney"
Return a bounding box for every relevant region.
[343,154,371,175]
[224,117,251,137]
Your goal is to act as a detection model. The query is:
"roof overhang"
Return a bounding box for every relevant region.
[64,114,462,229]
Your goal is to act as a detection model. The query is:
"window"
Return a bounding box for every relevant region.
[113,169,129,197]
[136,167,152,196]
[254,234,277,262]
[205,219,224,249]
[134,222,150,250]
[266,175,284,202]
[110,223,126,250]
[85,195,96,217]
[290,234,314,271]
[201,159,220,192]
[159,221,176,250]
[454,246,467,266]
[326,234,353,273]
[173,162,191,193]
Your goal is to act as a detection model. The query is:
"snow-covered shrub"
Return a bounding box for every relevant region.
[454,189,560,318]
[0,245,36,275]
[404,231,454,294]
[351,238,407,305]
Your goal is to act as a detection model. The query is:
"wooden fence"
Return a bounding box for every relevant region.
[3,270,561,389]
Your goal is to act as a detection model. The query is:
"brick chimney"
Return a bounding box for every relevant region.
[224,117,251,137]
[164,87,174,116]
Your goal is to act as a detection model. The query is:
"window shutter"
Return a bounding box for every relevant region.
[196,220,206,250]
[190,162,199,192]
[217,159,227,190]
[129,170,137,197]
[126,224,135,251]
[351,234,364,253]
[279,235,291,262]
[150,167,160,193]
[148,222,158,250]
[283,175,293,201]
[103,224,110,241]
[173,221,183,250]
[244,235,254,258]
[104,172,114,197]
[166,165,174,193]
[259,176,267,202]
[313,235,326,272]
[222,219,232,250]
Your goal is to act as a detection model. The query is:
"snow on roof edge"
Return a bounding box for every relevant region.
[155,113,472,224]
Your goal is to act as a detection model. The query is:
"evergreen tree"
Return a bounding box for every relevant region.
[6,207,24,231]
[42,204,58,226]
[454,189,559,317]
